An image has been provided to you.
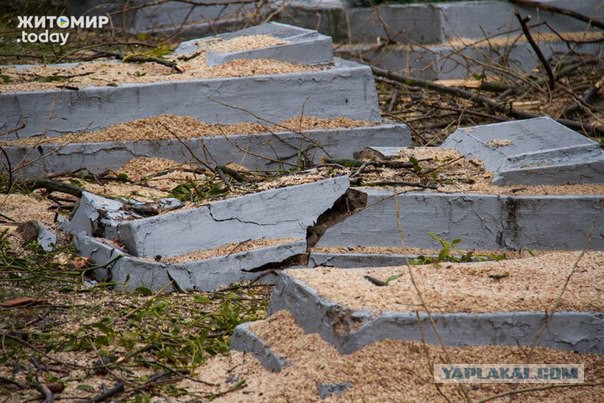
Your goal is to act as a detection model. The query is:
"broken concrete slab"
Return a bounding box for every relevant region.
[71,176,350,258]
[316,189,604,251]
[442,117,604,186]
[5,123,411,179]
[0,58,380,139]
[309,252,420,268]
[65,192,134,239]
[317,382,352,399]
[231,322,290,372]
[15,221,57,252]
[74,234,306,292]
[176,22,334,66]
[269,271,604,354]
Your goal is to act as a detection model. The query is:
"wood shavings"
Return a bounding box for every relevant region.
[208,35,289,54]
[288,251,604,314]
[3,115,374,146]
[1,57,320,93]
[487,139,513,147]
[161,237,302,263]
[178,309,604,402]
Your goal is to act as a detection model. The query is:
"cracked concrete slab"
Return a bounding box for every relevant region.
[1,58,380,139]
[316,189,604,251]
[309,252,420,268]
[176,22,333,66]
[70,176,350,258]
[74,234,306,292]
[231,322,290,372]
[442,117,604,186]
[5,123,411,179]
[268,271,604,354]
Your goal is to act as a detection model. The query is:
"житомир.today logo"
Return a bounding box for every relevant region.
[17,15,110,46]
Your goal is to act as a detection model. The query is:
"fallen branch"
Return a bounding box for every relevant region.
[88,382,124,403]
[562,82,601,118]
[34,383,53,403]
[509,0,604,30]
[27,179,83,197]
[372,67,604,136]
[514,10,556,90]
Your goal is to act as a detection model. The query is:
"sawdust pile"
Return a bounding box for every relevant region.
[178,310,604,402]
[0,56,320,92]
[311,245,541,260]
[289,251,604,314]
[4,115,375,146]
[209,35,289,54]
[162,237,302,263]
[0,193,55,224]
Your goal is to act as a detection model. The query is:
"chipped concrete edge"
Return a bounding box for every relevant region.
[231,322,290,372]
[116,176,350,258]
[269,271,604,354]
[74,234,307,292]
[309,252,421,268]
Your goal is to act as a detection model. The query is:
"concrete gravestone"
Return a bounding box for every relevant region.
[442,117,604,185]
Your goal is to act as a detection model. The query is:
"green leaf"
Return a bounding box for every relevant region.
[384,274,402,285]
[194,295,211,304]
[76,384,95,392]
[135,287,153,296]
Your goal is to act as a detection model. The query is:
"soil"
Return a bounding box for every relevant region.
[288,251,604,314]
[178,309,604,402]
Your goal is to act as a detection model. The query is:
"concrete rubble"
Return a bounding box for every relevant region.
[67,177,349,290]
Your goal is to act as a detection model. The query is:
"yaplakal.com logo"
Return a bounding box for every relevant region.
[16,15,110,46]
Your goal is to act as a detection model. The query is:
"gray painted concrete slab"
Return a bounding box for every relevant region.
[269,271,604,354]
[442,117,604,185]
[68,0,266,36]
[5,124,411,179]
[74,234,306,292]
[316,189,604,251]
[115,176,349,258]
[0,58,380,139]
[231,322,290,372]
[336,40,604,80]
[279,0,604,45]
[176,22,334,66]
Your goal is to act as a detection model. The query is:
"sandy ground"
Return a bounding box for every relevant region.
[288,251,604,314]
[178,310,604,402]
